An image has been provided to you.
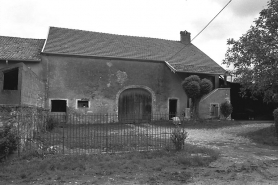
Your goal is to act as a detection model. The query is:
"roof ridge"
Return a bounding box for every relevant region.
[49,26,181,43]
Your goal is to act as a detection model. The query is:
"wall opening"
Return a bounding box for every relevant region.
[51,100,67,112]
[77,100,89,108]
[210,103,219,118]
[118,88,152,123]
[169,99,177,119]
[3,68,19,90]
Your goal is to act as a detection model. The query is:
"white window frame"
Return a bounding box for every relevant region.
[76,99,90,109]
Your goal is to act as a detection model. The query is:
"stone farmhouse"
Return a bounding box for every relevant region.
[0,27,230,122]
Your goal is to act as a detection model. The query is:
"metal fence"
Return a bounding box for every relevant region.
[16,113,187,156]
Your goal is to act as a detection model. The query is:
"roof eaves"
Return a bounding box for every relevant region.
[41,52,166,63]
[165,61,176,73]
[0,58,41,62]
[175,70,226,75]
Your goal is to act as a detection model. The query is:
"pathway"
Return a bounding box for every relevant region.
[186,122,278,184]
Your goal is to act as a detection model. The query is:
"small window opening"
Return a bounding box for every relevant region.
[77,100,89,108]
[3,68,18,90]
[51,100,67,112]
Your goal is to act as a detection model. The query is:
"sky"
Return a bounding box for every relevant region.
[0,0,269,69]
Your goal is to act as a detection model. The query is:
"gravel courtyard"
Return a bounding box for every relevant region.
[185,122,278,185]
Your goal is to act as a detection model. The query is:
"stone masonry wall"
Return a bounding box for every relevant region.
[42,55,188,120]
[199,88,230,119]
[21,64,45,107]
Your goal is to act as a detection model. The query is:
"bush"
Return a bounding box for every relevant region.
[46,117,58,131]
[0,124,18,161]
[220,101,233,119]
[171,126,188,151]
[273,108,278,139]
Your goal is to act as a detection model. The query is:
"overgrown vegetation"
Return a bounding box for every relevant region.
[171,126,188,151]
[0,145,219,184]
[220,101,233,119]
[182,75,212,120]
[46,117,58,131]
[0,124,18,161]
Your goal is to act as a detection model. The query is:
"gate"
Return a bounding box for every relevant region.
[118,88,152,123]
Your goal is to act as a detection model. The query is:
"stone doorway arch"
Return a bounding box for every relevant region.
[117,86,154,123]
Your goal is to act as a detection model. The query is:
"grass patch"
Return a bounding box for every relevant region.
[239,125,278,146]
[0,144,219,185]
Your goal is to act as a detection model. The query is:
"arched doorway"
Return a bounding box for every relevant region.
[118,88,152,123]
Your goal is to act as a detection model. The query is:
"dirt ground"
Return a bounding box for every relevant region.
[185,121,278,185]
[59,121,278,185]
[4,121,278,185]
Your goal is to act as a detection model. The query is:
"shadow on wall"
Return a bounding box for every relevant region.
[220,79,276,120]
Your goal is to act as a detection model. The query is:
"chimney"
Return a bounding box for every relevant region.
[180,30,191,44]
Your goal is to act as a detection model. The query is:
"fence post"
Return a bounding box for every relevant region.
[62,120,65,154]
[105,115,108,153]
[17,113,20,157]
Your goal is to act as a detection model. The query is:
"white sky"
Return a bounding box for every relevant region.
[0,0,269,69]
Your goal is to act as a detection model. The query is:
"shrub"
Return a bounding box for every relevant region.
[273,108,278,139]
[200,79,213,95]
[0,124,18,161]
[46,117,58,131]
[220,101,233,119]
[171,126,188,151]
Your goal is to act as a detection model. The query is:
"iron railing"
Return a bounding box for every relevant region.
[15,113,187,156]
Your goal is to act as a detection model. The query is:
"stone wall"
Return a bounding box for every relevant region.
[199,88,230,119]
[0,64,22,105]
[0,63,45,107]
[42,55,188,119]
[21,64,45,107]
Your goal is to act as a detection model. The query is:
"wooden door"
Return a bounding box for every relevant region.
[118,88,152,123]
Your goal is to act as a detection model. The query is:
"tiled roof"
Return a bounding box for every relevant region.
[0,36,45,61]
[43,27,226,74]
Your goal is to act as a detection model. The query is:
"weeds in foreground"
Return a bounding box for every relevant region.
[171,125,188,151]
[0,144,219,184]
[0,124,18,161]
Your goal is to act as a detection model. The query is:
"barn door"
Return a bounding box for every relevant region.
[118,88,152,123]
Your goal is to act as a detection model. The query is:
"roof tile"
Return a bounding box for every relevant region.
[43,27,226,74]
[0,36,45,61]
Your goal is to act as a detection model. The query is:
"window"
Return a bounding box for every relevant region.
[77,100,89,108]
[51,100,67,112]
[3,68,18,90]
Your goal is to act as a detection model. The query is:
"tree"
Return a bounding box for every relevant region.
[182,75,212,119]
[223,0,278,103]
